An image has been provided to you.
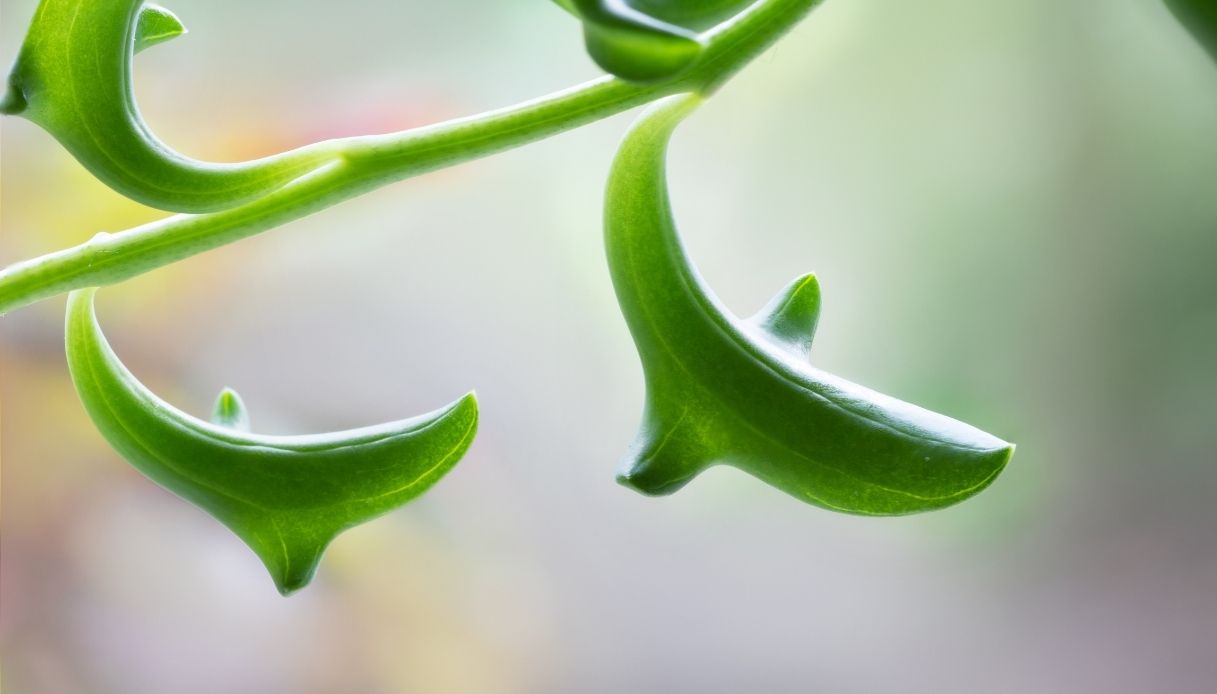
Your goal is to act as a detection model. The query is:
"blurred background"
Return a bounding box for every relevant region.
[2,0,1216,692]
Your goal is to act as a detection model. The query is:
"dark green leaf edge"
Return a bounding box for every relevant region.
[1165,0,1217,62]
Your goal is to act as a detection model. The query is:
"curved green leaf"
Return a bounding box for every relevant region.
[1166,0,1217,62]
[2,0,338,212]
[605,96,1014,515]
[65,288,479,593]
[555,1,759,83]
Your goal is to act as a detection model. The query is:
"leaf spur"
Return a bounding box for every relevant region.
[66,288,479,593]
[605,96,1014,515]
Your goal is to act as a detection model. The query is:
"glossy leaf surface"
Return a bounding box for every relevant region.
[1166,0,1217,61]
[1,0,337,212]
[555,0,757,82]
[66,289,479,593]
[605,96,1014,515]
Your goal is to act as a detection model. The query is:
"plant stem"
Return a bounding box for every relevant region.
[0,0,823,315]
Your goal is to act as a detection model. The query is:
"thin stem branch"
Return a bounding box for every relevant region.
[0,0,823,314]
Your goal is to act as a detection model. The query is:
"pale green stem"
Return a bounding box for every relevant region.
[0,0,823,315]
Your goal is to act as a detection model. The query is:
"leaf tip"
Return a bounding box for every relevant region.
[211,387,251,431]
[615,468,683,496]
[996,440,1016,470]
[751,272,822,355]
[135,4,188,54]
[444,391,480,430]
[958,439,1016,505]
[273,570,315,597]
[459,389,479,409]
[268,552,325,597]
[244,521,337,597]
[615,414,706,496]
[0,76,27,116]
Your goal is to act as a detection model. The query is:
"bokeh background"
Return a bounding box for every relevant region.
[3,0,1216,692]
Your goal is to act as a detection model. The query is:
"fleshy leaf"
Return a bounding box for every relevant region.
[565,0,704,83]
[1166,0,1217,62]
[65,289,479,594]
[2,0,337,212]
[556,1,759,82]
[604,96,1014,515]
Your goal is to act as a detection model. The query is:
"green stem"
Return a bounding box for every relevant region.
[0,0,823,315]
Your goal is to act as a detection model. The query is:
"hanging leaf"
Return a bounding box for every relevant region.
[554,0,758,83]
[1,0,338,212]
[604,96,1014,515]
[65,288,479,594]
[1165,0,1217,62]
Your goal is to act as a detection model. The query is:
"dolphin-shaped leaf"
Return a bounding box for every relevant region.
[1166,0,1217,62]
[65,288,479,594]
[605,96,1014,515]
[2,0,338,212]
[553,1,757,83]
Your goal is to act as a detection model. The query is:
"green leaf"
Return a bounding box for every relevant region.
[555,1,760,82]
[1166,0,1217,62]
[558,0,704,83]
[555,1,758,83]
[65,288,479,594]
[2,0,338,212]
[604,96,1014,515]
